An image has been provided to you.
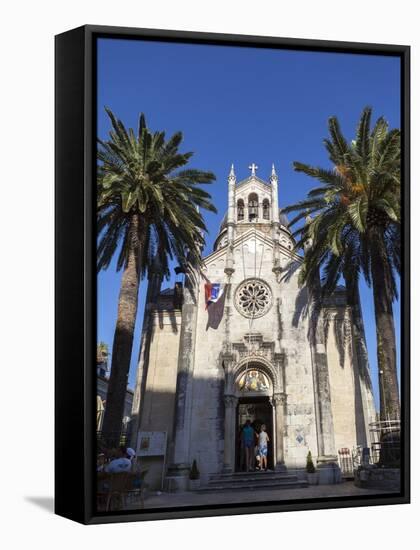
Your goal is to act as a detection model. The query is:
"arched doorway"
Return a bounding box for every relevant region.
[234,365,274,471]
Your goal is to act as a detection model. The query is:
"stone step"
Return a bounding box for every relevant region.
[197,479,308,493]
[209,470,291,481]
[207,473,299,485]
[202,470,308,492]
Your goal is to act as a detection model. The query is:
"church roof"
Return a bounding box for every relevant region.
[236,175,270,188]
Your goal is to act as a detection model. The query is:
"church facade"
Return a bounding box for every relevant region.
[130,164,377,491]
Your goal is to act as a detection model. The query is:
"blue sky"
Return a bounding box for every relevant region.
[97,38,401,407]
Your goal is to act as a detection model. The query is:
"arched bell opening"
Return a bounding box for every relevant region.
[248,193,259,221]
[237,198,245,221]
[262,198,270,220]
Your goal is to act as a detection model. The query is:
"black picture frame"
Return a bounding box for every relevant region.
[55,24,410,525]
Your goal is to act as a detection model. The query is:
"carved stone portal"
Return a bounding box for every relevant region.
[221,335,287,472]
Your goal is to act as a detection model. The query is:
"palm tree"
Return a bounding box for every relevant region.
[283,107,401,423]
[97,108,217,447]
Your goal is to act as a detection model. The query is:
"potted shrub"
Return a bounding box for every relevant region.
[306,451,318,485]
[189,459,201,491]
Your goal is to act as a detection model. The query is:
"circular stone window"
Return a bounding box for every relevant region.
[235,278,272,319]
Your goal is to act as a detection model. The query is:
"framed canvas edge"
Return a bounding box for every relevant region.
[75,23,411,53]
[55,24,410,525]
[55,25,86,524]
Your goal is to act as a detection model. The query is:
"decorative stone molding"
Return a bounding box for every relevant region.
[220,333,287,397]
[237,347,272,359]
[224,245,235,275]
[272,263,282,282]
[233,333,275,359]
[272,393,287,406]
[221,351,236,389]
[221,351,235,370]
[224,395,238,408]
[273,352,286,369]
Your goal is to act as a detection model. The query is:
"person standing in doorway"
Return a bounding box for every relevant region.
[242,419,255,472]
[258,424,270,471]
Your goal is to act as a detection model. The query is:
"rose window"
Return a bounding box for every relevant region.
[235,279,272,318]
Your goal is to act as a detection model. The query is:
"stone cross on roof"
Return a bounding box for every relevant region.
[248,163,258,176]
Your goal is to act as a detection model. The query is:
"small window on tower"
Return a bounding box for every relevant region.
[237,199,244,221]
[262,199,270,220]
[248,193,259,221]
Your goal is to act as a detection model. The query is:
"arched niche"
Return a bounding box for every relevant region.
[232,360,277,398]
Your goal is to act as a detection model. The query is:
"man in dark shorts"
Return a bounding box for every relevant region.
[241,420,255,472]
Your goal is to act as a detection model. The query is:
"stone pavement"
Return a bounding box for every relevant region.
[125,481,397,510]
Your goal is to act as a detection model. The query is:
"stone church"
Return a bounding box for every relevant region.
[130,164,377,491]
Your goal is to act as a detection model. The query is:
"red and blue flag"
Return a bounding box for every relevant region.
[204,283,224,309]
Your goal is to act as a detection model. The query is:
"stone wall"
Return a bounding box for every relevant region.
[139,310,181,489]
[277,258,318,468]
[324,307,358,451]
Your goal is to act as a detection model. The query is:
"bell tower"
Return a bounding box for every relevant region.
[214,163,294,255]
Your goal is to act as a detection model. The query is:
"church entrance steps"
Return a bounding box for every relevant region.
[209,471,292,481]
[198,471,308,492]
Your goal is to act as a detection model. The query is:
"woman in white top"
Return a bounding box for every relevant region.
[258,424,270,471]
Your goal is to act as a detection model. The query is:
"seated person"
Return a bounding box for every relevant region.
[97,452,106,472]
[105,446,133,473]
[126,447,136,465]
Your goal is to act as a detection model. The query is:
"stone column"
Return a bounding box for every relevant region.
[304,216,337,461]
[227,164,236,243]
[226,166,236,276]
[270,163,280,225]
[223,395,238,473]
[271,399,277,467]
[346,280,375,447]
[166,273,199,490]
[272,393,286,470]
[310,314,336,459]
[311,328,341,483]
[270,164,281,275]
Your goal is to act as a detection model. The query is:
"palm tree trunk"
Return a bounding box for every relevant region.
[101,214,142,448]
[369,227,400,423]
